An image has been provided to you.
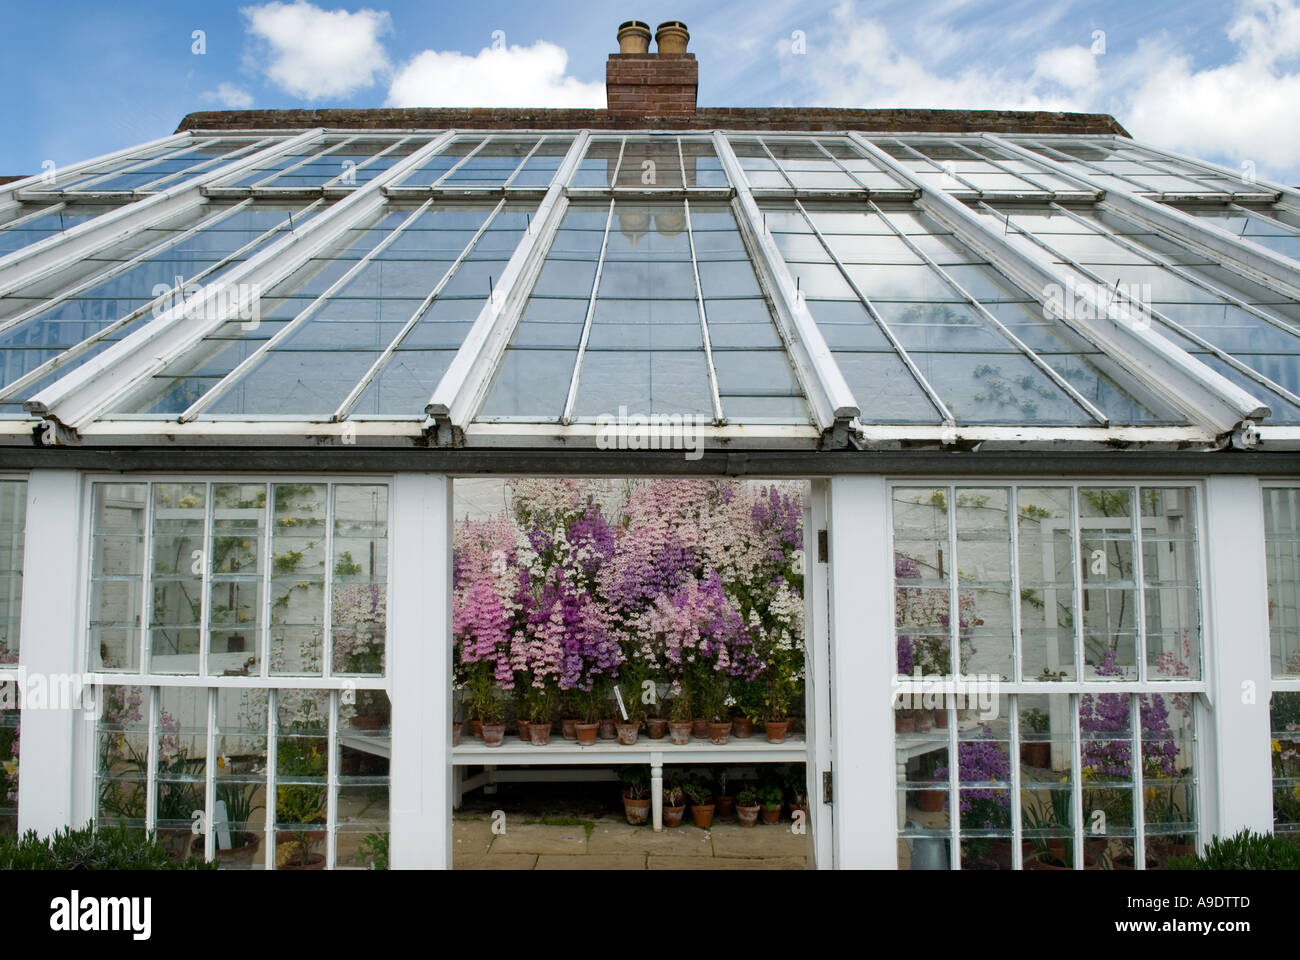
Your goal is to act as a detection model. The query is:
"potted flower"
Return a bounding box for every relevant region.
[757,784,783,824]
[667,682,692,745]
[275,720,328,869]
[736,787,761,828]
[662,776,686,828]
[207,778,263,867]
[620,767,651,826]
[714,769,736,818]
[1020,708,1050,768]
[731,681,761,738]
[785,769,809,824]
[523,683,554,746]
[686,779,715,828]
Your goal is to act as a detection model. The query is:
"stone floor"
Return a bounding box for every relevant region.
[453,815,811,869]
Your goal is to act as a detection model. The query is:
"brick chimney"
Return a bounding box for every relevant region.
[606,20,697,118]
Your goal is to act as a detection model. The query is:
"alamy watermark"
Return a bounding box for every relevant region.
[1043,277,1153,331]
[151,278,261,329]
[891,668,1001,720]
[595,405,707,461]
[0,669,98,711]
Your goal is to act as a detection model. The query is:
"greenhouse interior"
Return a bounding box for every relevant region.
[0,19,1298,870]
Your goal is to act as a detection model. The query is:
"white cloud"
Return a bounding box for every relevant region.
[779,0,1300,181]
[200,82,255,109]
[386,41,603,108]
[241,1,391,100]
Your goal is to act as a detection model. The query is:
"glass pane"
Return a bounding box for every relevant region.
[275,689,330,869]
[149,483,205,674]
[1264,488,1300,677]
[1017,488,1076,681]
[0,481,25,664]
[893,487,950,676]
[154,686,207,863]
[1079,691,1135,867]
[1142,691,1196,869]
[333,486,388,681]
[1140,487,1200,681]
[214,688,269,869]
[1079,488,1138,678]
[269,484,328,677]
[336,691,390,868]
[0,705,17,836]
[90,483,147,672]
[209,484,267,675]
[96,685,149,831]
[1020,694,1076,869]
[1273,692,1300,836]
[957,697,1012,869]
[955,488,1012,678]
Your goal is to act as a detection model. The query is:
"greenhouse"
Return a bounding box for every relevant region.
[0,20,1299,870]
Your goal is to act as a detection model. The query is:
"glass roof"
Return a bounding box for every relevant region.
[4,128,1297,443]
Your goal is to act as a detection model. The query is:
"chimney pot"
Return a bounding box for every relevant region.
[617,20,652,54]
[654,20,689,54]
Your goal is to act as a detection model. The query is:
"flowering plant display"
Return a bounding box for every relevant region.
[451,479,807,733]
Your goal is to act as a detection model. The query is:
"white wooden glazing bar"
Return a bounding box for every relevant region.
[1015,138,1169,196]
[753,139,798,190]
[1227,202,1300,237]
[423,133,589,433]
[266,689,279,868]
[1009,486,1023,683]
[0,198,327,403]
[0,200,68,232]
[845,133,1270,434]
[560,198,616,425]
[715,133,860,431]
[145,686,158,834]
[249,135,357,189]
[1131,484,1150,682]
[133,137,282,194]
[1010,695,1023,869]
[0,197,257,339]
[683,198,726,424]
[1071,692,1084,868]
[326,688,339,870]
[500,136,545,189]
[0,128,324,295]
[331,197,508,421]
[57,138,209,193]
[26,131,457,428]
[1048,200,1300,325]
[0,131,189,202]
[868,199,1109,426]
[888,137,986,195]
[1131,693,1146,869]
[320,136,411,189]
[676,137,688,189]
[1070,488,1086,679]
[980,201,1300,412]
[204,687,216,861]
[432,136,494,187]
[178,198,438,422]
[986,135,1300,295]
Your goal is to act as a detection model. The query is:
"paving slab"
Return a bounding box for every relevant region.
[587,822,715,856]
[454,853,539,870]
[453,818,494,855]
[647,855,808,870]
[489,822,589,855]
[708,821,812,857]
[535,854,647,870]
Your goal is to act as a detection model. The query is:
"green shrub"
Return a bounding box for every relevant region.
[1165,830,1300,870]
[0,822,217,870]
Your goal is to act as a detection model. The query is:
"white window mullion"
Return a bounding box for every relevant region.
[1132,693,1146,869]
[1071,692,1084,869]
[266,688,278,870]
[1133,486,1149,681]
[326,688,338,870]
[204,686,216,861]
[1010,693,1022,869]
[144,685,158,834]
[140,484,155,674]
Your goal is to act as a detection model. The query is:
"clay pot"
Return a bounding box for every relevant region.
[452,721,462,746]
[760,805,781,825]
[622,792,650,826]
[482,722,506,747]
[690,803,715,829]
[598,718,618,740]
[575,722,599,745]
[789,803,809,825]
[517,720,531,742]
[764,720,791,743]
[1020,742,1051,769]
[895,714,916,734]
[646,717,668,739]
[471,720,484,740]
[213,833,260,867]
[934,708,949,728]
[691,718,709,739]
[732,717,753,739]
[663,804,686,828]
[714,795,735,817]
[668,722,692,745]
[350,714,383,730]
[916,710,934,733]
[616,722,639,745]
[529,721,552,746]
[708,721,732,745]
[276,830,325,870]
[916,788,945,813]
[561,718,579,740]
[616,20,652,54]
[737,804,760,828]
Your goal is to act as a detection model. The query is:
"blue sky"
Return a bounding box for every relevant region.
[3,0,1300,182]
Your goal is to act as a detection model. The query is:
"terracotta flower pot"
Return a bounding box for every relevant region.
[213,832,261,867]
[452,721,462,746]
[663,804,686,828]
[895,715,916,734]
[517,720,531,742]
[737,804,760,828]
[561,718,578,740]
[528,721,552,746]
[350,714,383,730]
[764,719,791,743]
[916,788,946,813]
[732,717,753,739]
[789,803,809,825]
[708,721,732,745]
[760,805,781,824]
[471,720,484,740]
[933,708,948,728]
[668,721,692,745]
[690,804,715,829]
[276,830,325,870]
[1020,742,1051,769]
[646,717,668,739]
[598,718,618,740]
[714,795,735,817]
[575,722,599,745]
[616,721,639,745]
[691,718,709,739]
[482,722,506,747]
[622,792,650,826]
